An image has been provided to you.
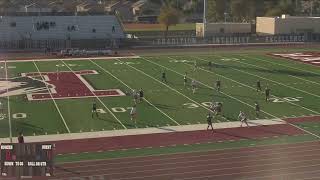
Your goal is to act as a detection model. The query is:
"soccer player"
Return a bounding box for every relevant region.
[216,102,223,116]
[216,79,221,92]
[207,113,214,131]
[191,79,197,94]
[92,101,98,118]
[0,101,3,114]
[130,105,137,125]
[183,72,187,87]
[138,88,144,103]
[210,101,216,112]
[265,86,271,102]
[208,61,213,70]
[56,66,60,81]
[255,102,260,118]
[18,132,24,143]
[193,61,198,71]
[161,71,167,83]
[133,89,138,104]
[239,111,249,127]
[256,80,262,92]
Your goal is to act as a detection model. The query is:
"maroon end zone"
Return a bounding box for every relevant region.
[22,70,125,100]
[271,52,320,67]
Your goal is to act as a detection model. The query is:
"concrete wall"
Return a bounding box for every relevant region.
[196,23,251,37]
[257,15,320,35]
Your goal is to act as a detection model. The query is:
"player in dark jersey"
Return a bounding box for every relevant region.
[92,102,98,118]
[207,113,214,131]
[208,61,213,71]
[139,88,144,103]
[216,79,221,92]
[265,87,271,102]
[216,102,223,116]
[256,80,262,92]
[161,71,167,83]
[18,132,24,143]
[255,102,260,118]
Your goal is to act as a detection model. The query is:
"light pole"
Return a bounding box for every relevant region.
[203,0,207,38]
[224,12,228,23]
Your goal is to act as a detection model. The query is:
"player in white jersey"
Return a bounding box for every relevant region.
[239,111,249,127]
[132,89,138,104]
[183,72,187,87]
[193,61,198,71]
[0,101,3,114]
[191,79,197,94]
[130,105,137,124]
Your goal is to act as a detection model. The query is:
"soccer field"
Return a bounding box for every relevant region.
[1,52,320,138]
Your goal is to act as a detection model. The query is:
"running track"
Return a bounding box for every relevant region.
[4,140,319,180]
[2,117,320,179]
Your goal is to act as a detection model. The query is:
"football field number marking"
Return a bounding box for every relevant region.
[0,66,16,69]
[220,58,244,61]
[113,62,140,65]
[0,113,27,120]
[270,97,303,103]
[183,102,212,109]
[169,60,193,63]
[111,107,133,113]
[55,64,80,67]
[96,109,107,114]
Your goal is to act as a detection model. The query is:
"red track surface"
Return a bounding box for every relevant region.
[49,123,304,155]
[51,141,320,180]
[3,140,320,180]
[2,118,318,179]
[285,115,320,123]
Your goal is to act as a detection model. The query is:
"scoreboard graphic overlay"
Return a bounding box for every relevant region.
[0,143,54,177]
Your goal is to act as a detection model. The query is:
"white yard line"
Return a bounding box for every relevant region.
[60,60,127,130]
[32,61,71,133]
[289,75,320,86]
[4,60,12,142]
[89,59,180,126]
[194,56,320,115]
[115,58,218,121]
[26,94,125,101]
[242,54,320,76]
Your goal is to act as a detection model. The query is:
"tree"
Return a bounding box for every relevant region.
[216,0,228,22]
[230,0,247,22]
[207,0,217,22]
[158,5,180,39]
[264,0,295,16]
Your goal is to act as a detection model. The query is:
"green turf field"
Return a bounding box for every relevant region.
[1,51,320,138]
